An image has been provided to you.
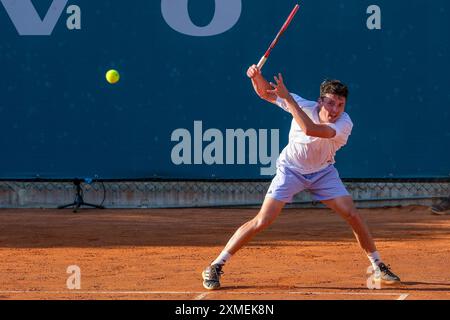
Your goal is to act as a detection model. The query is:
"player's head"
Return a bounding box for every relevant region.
[318,79,349,123]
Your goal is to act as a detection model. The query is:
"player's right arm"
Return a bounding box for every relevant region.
[247,65,277,104]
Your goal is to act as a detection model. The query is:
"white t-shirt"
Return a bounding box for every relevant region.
[275,93,353,174]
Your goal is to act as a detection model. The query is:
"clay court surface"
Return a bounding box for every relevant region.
[0,206,449,300]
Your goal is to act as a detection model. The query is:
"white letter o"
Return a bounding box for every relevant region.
[161,0,242,36]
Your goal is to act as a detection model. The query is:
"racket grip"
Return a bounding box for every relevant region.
[257,56,268,70]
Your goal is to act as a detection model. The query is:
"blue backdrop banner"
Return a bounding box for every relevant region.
[1,0,449,179]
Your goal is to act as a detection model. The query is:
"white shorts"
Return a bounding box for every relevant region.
[266,164,350,203]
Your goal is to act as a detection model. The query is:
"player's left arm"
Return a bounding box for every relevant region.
[267,74,336,139]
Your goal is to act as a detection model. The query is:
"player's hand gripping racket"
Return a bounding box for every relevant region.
[257,4,300,70]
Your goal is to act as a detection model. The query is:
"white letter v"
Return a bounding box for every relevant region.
[1,0,68,35]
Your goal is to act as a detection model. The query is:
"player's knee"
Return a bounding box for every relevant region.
[345,208,360,223]
[252,216,273,232]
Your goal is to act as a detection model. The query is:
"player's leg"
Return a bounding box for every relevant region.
[321,196,376,253]
[308,166,377,254]
[223,197,285,255]
[202,197,285,290]
[321,195,401,284]
[309,165,400,284]
[202,166,303,290]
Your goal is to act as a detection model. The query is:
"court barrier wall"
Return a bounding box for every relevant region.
[0,181,448,209]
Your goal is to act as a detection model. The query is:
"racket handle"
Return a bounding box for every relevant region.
[257,56,268,70]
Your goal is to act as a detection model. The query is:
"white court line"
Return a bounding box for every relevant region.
[0,291,201,295]
[0,290,408,300]
[194,292,210,300]
[397,294,409,300]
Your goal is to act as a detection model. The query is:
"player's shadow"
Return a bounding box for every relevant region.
[292,281,450,292]
[398,281,450,292]
[0,207,450,248]
[224,285,298,291]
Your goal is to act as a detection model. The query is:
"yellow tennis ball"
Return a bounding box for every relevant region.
[106,69,120,84]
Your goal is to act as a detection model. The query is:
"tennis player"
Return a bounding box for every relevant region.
[202,65,401,290]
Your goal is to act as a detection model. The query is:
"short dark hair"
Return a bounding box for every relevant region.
[320,79,349,99]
